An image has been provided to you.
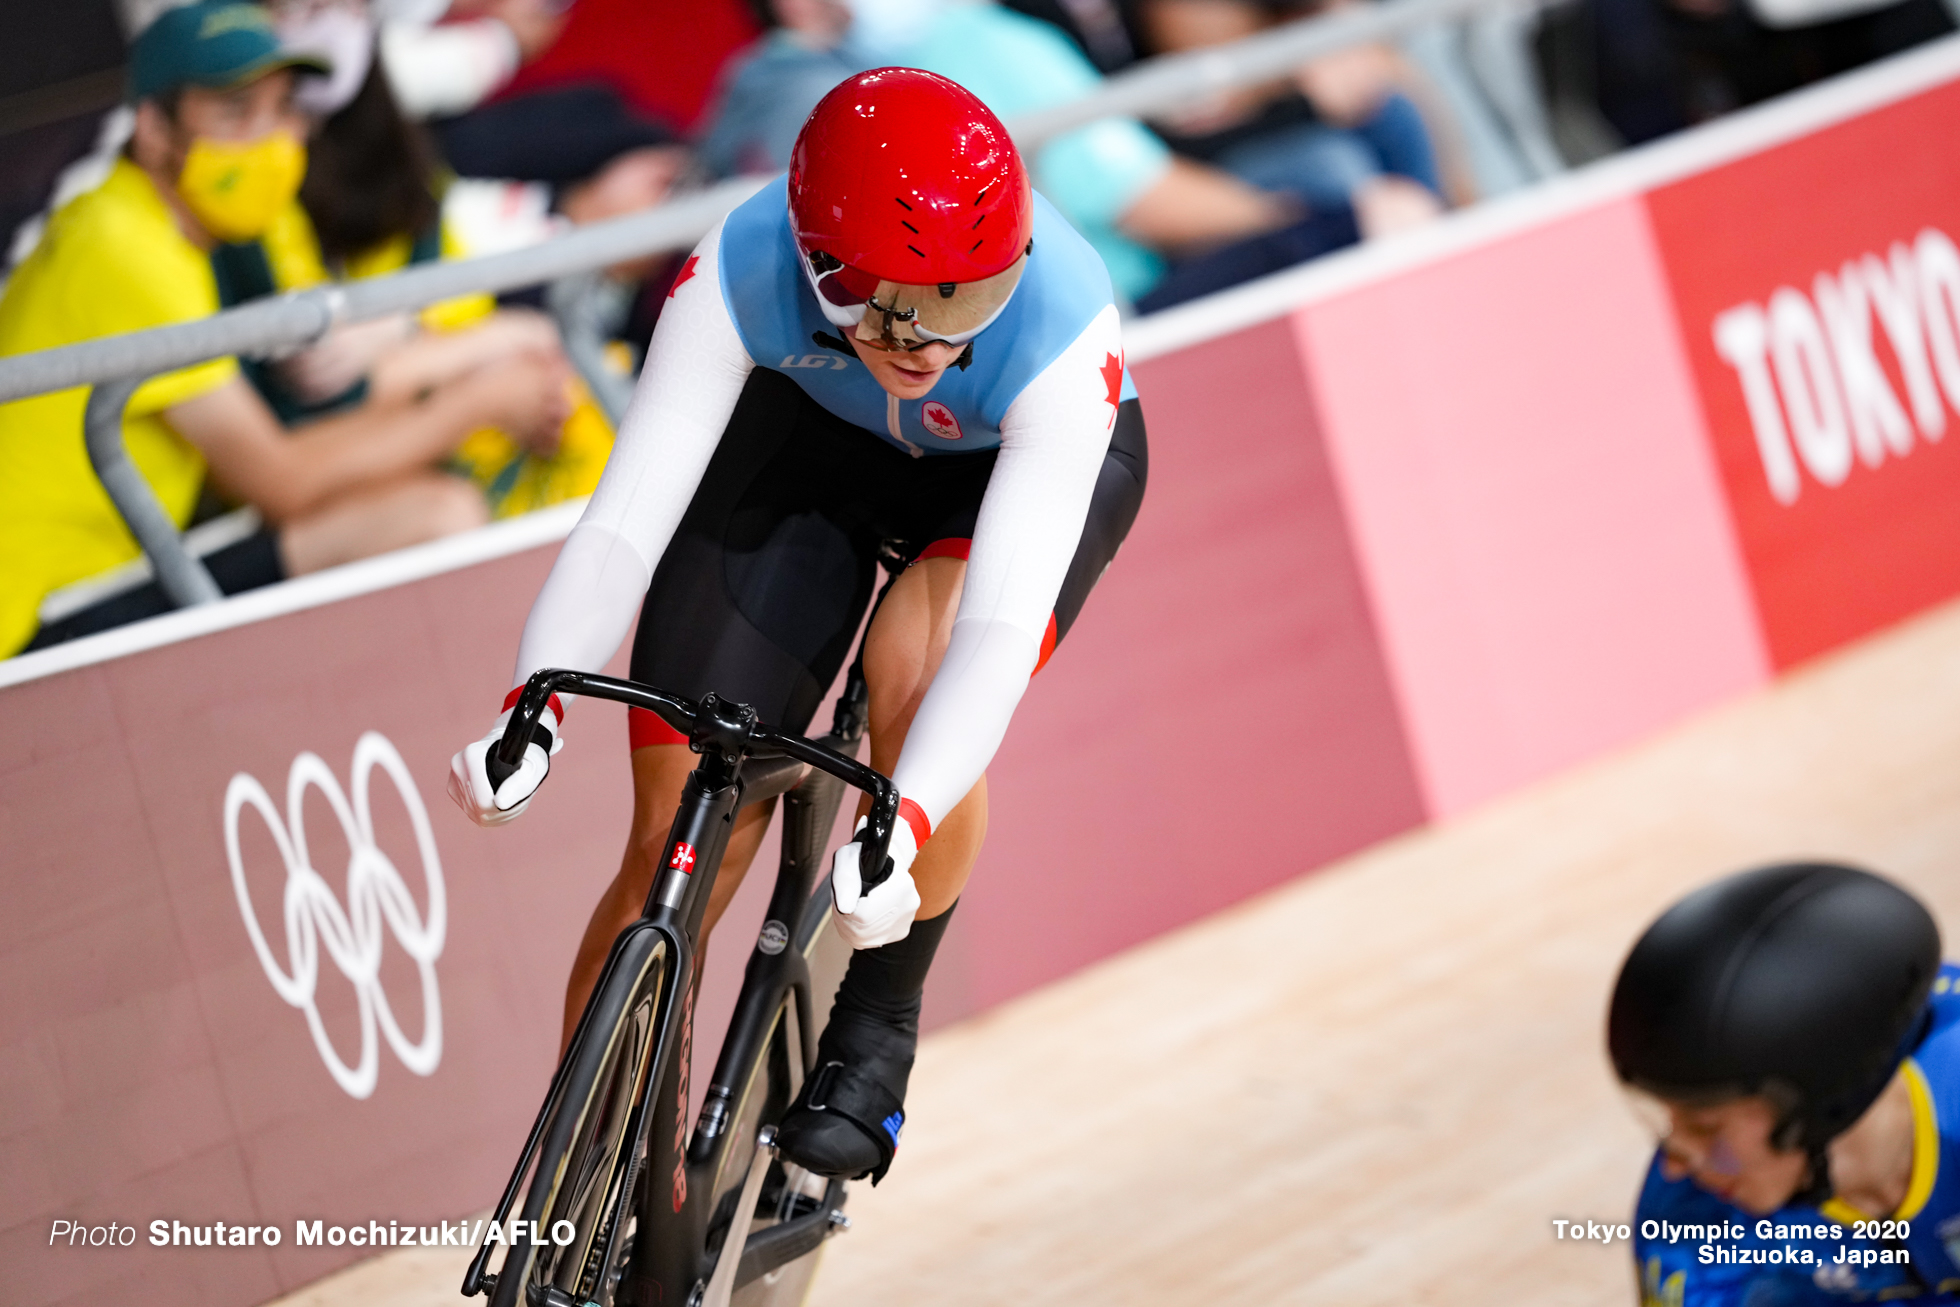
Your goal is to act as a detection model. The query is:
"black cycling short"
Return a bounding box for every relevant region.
[626,367,1146,747]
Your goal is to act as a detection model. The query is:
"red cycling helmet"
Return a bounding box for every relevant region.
[789,67,1034,348]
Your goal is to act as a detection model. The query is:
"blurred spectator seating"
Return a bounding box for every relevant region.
[1016,0,1568,202]
[700,0,1364,313]
[300,0,698,363]
[0,0,130,271]
[1123,2,1453,227]
[1542,0,1952,147]
[349,0,696,208]
[232,2,626,519]
[0,2,576,655]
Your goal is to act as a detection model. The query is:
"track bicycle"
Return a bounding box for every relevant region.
[462,653,899,1307]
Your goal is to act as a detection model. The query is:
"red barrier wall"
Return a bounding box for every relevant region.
[937,318,1427,1017]
[10,37,1960,1307]
[2,542,632,1306]
[1299,196,1770,815]
[1649,78,1960,668]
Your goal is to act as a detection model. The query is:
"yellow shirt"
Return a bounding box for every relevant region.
[248,200,607,520]
[0,159,238,655]
[254,198,498,330]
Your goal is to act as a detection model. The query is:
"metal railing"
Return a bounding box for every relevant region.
[0,0,1549,613]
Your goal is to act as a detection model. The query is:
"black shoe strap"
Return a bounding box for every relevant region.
[796,1059,905,1183]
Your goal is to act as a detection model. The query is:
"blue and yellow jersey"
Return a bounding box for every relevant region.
[1633,963,1960,1305]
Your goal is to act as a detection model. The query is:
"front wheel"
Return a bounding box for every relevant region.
[490,927,671,1307]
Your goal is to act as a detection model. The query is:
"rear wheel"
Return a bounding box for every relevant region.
[491,929,670,1307]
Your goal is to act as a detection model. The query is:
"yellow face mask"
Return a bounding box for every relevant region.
[176,131,306,243]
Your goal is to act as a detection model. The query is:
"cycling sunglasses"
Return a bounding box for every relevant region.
[800,248,1028,351]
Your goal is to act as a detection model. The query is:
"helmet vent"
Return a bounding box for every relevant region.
[908,245,926,258]
[969,239,984,253]
[974,187,988,205]
[894,197,913,211]
[902,221,919,234]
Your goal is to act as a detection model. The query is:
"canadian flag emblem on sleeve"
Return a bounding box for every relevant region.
[1100,352,1124,425]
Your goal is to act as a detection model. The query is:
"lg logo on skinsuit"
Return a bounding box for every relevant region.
[225,732,445,1100]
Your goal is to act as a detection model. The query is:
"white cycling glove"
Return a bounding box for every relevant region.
[448,690,563,826]
[830,803,928,949]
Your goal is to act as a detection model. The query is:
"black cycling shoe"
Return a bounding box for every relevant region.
[776,1008,916,1184]
[772,905,956,1191]
[776,906,958,1185]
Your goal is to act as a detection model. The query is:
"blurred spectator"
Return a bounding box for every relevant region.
[255,0,619,515]
[371,0,556,119]
[1131,0,1454,228]
[1000,0,1147,71]
[701,0,1359,312]
[0,2,571,655]
[698,0,862,179]
[1654,0,1949,124]
[333,0,695,204]
[431,82,688,195]
[1563,0,1689,144]
[1536,0,1950,155]
[276,0,683,243]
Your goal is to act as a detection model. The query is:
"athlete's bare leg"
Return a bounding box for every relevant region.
[558,553,983,1050]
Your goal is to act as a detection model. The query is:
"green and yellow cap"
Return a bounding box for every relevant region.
[128,2,331,103]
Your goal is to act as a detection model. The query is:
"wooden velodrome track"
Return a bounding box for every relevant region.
[265,597,1960,1307]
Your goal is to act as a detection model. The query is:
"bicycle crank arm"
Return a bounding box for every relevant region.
[698,1126,778,1307]
[528,1286,599,1307]
[734,1178,850,1290]
[472,1273,596,1307]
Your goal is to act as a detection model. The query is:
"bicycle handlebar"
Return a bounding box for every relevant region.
[489,669,899,891]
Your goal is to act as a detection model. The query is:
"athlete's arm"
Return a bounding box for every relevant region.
[887,305,1125,830]
[510,224,756,684]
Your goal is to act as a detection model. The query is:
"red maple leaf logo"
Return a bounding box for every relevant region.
[668,254,699,298]
[1099,352,1124,426]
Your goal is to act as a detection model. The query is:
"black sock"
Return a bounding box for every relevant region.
[827,900,958,1036]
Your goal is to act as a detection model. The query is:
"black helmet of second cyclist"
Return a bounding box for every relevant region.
[1608,862,1941,1197]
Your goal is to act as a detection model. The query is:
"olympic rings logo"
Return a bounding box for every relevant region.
[224,732,445,1101]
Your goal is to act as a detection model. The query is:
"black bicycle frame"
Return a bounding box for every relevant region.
[464,668,897,1305]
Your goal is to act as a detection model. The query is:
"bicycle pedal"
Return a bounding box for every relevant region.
[773,1160,827,1218]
